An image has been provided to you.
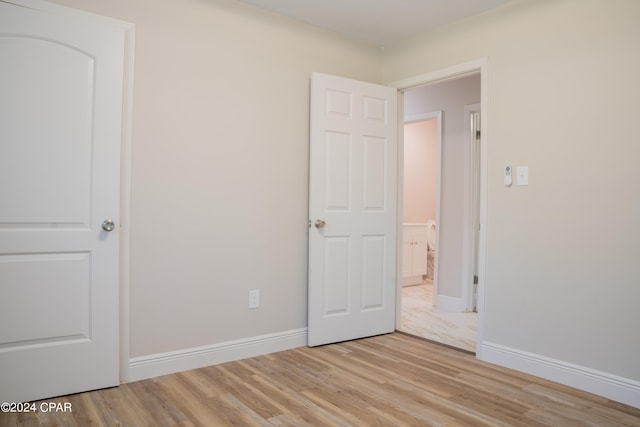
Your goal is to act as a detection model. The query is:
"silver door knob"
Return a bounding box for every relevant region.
[314,219,326,229]
[102,219,115,232]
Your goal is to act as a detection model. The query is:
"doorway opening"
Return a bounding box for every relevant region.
[395,69,484,353]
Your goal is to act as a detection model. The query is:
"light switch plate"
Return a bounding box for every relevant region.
[516,166,529,186]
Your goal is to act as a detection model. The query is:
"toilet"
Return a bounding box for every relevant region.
[426,220,436,251]
[426,220,436,279]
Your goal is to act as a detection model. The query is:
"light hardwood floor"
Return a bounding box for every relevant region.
[3,333,638,426]
[399,280,477,352]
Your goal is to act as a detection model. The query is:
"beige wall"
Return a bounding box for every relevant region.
[385,0,640,381]
[48,0,640,391]
[50,0,382,358]
[403,120,437,224]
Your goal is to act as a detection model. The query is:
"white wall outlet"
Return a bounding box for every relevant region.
[249,289,260,309]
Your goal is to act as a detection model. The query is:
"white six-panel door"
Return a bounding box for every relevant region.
[0,1,127,402]
[308,73,397,347]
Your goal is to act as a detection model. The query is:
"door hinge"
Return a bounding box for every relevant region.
[473,275,478,285]
[475,130,481,139]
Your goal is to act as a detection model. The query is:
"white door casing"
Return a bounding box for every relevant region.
[391,59,488,354]
[470,109,481,313]
[461,103,481,313]
[308,72,397,347]
[0,1,127,402]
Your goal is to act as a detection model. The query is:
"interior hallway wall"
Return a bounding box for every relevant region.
[384,0,640,384]
[50,0,383,358]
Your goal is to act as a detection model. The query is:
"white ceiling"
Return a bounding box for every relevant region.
[238,0,513,48]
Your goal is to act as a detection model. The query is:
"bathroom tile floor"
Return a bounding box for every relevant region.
[398,279,478,353]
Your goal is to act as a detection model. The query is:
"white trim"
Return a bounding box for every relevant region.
[391,58,489,354]
[482,342,640,408]
[118,23,135,384]
[404,111,440,124]
[477,59,489,355]
[395,92,405,328]
[128,328,308,382]
[402,276,423,286]
[13,0,134,28]
[390,59,486,91]
[461,103,481,313]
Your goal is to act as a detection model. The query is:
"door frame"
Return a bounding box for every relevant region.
[118,22,135,383]
[463,103,481,313]
[401,111,442,306]
[390,58,488,354]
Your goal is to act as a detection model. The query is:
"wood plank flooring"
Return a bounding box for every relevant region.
[2,333,639,426]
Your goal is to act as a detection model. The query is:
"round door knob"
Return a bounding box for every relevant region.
[102,219,115,232]
[314,219,326,229]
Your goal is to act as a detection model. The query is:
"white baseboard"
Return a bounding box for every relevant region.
[129,328,307,382]
[402,275,422,286]
[480,341,640,409]
[435,294,465,312]
[127,329,639,408]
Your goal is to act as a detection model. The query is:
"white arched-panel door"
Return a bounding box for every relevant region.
[0,1,129,402]
[308,72,397,347]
